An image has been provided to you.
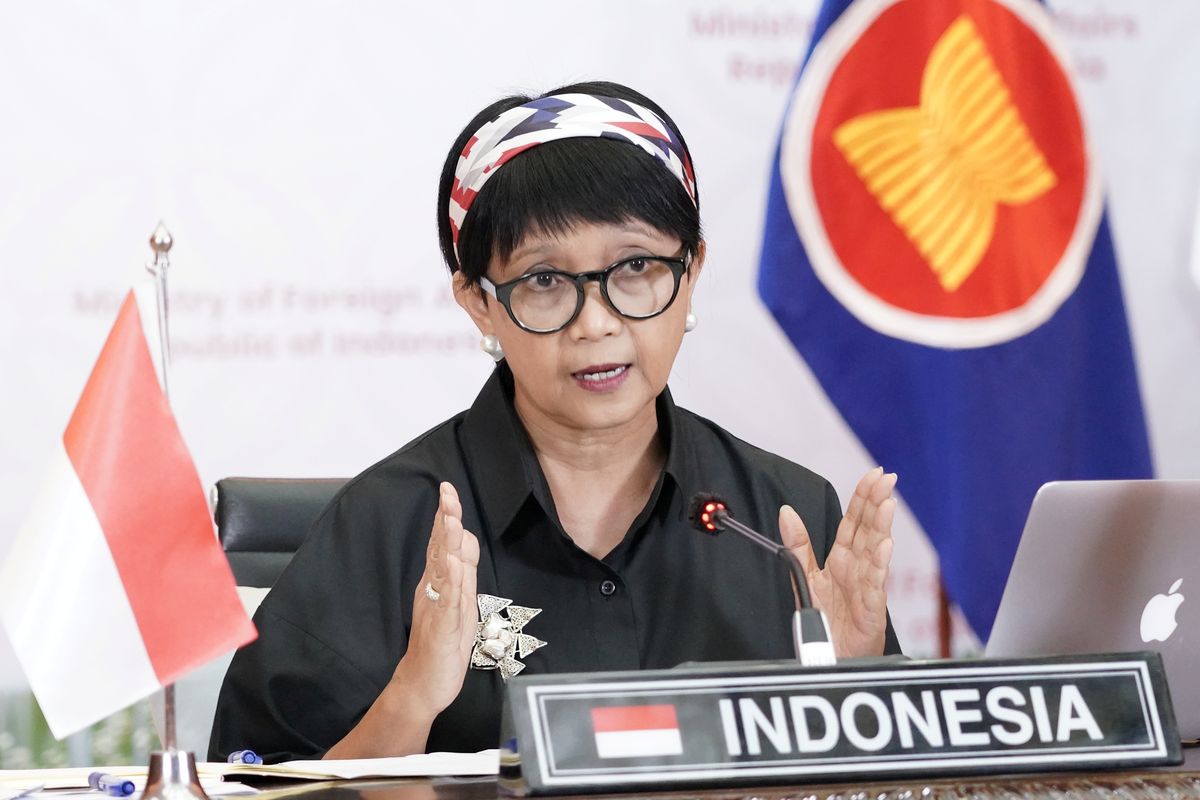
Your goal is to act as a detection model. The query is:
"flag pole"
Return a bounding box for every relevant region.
[147,222,173,402]
[146,223,178,752]
[142,222,210,800]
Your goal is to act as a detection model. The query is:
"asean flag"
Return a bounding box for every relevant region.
[0,288,256,738]
[757,0,1152,640]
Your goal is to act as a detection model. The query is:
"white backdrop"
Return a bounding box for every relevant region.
[2,0,1199,691]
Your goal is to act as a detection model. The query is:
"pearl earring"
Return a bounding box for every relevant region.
[684,312,698,333]
[479,334,505,362]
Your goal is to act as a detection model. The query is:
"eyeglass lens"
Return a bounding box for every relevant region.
[508,258,679,332]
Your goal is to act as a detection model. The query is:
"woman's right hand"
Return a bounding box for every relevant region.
[324,482,480,759]
[390,481,481,721]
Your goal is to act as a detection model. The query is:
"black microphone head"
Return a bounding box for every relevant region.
[688,492,730,536]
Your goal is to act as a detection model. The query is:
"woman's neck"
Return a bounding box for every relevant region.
[514,394,666,558]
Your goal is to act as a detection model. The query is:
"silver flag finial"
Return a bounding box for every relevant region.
[149,221,173,254]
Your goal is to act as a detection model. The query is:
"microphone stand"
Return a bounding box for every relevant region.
[692,497,836,667]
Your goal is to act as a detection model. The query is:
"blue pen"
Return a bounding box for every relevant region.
[87,773,134,797]
[227,749,263,765]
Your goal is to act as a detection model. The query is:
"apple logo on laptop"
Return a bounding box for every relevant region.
[1140,578,1184,643]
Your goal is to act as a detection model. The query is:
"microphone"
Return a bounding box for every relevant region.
[689,493,836,667]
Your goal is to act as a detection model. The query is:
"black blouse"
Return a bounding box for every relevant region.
[209,364,901,761]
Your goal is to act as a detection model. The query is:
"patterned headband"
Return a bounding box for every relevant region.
[448,93,698,260]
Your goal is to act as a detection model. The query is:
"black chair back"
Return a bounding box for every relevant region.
[213,477,346,588]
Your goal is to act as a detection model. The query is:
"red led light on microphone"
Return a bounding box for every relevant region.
[701,501,725,531]
[688,493,730,536]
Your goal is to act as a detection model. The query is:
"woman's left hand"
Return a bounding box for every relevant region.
[778,467,897,658]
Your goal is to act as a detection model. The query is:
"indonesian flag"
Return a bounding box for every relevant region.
[591,704,684,759]
[0,288,256,738]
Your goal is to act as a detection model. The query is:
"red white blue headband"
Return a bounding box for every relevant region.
[448,93,698,260]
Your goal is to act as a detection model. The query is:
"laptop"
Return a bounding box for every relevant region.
[986,479,1200,741]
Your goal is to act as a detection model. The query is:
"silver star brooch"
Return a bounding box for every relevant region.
[471,593,547,680]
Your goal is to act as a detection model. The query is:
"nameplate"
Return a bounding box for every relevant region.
[498,652,1180,794]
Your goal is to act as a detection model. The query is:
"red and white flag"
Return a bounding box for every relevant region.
[591,704,684,759]
[0,289,256,738]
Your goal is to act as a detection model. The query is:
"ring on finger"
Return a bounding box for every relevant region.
[424,581,441,602]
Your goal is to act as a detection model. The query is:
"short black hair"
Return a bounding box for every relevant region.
[436,81,702,284]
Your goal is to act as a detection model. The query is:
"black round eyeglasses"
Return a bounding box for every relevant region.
[479,253,691,334]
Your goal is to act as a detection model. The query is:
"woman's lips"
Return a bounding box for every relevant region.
[572,363,631,392]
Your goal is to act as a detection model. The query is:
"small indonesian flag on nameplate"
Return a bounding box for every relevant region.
[591,704,683,759]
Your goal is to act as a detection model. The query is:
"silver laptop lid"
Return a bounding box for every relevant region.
[987,480,1199,739]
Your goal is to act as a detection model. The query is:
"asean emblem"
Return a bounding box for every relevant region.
[780,0,1101,348]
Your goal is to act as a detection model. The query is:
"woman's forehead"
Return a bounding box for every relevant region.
[507,219,678,261]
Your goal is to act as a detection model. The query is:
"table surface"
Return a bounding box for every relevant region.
[247,746,1200,800]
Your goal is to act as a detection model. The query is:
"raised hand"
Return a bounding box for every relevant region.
[778,468,896,658]
[325,481,481,758]
[392,481,482,718]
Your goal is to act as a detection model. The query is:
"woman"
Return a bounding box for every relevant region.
[210,81,900,762]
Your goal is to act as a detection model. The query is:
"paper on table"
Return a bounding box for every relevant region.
[0,784,43,800]
[183,781,259,796]
[0,769,258,796]
[0,767,142,791]
[205,750,500,781]
[34,781,255,798]
[0,750,496,794]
